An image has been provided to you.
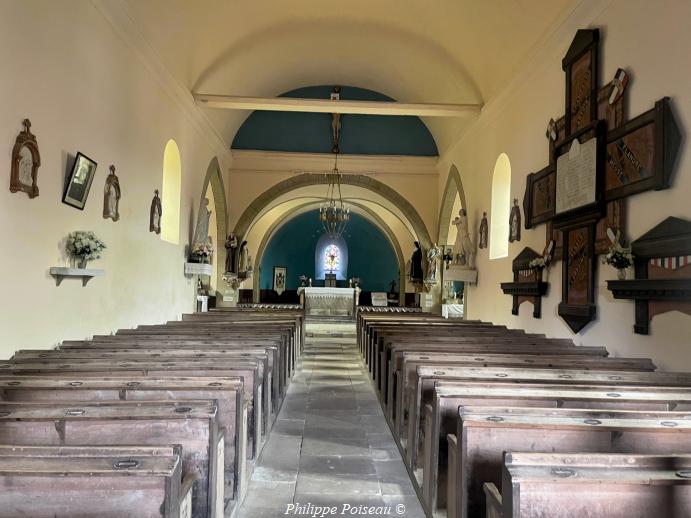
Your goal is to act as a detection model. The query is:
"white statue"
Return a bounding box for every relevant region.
[451,209,476,269]
[192,198,212,248]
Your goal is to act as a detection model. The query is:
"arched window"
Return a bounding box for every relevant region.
[323,244,342,274]
[161,139,181,244]
[490,153,511,259]
[315,234,348,280]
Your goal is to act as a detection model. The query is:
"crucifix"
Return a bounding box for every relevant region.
[522,29,681,333]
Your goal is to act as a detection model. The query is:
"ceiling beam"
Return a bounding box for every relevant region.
[192,93,482,117]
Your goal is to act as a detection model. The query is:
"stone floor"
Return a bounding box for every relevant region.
[235,322,426,518]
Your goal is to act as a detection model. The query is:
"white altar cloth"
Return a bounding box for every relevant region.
[442,303,464,319]
[298,287,356,317]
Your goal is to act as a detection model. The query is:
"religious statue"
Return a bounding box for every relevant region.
[149,190,162,234]
[331,112,341,154]
[10,119,40,198]
[224,232,238,273]
[238,240,249,272]
[479,212,489,249]
[509,198,522,243]
[426,244,441,283]
[192,198,212,250]
[103,165,121,222]
[451,209,476,269]
[409,242,424,284]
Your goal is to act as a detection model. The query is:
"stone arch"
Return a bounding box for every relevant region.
[234,173,432,249]
[436,164,468,245]
[252,201,407,305]
[199,157,228,294]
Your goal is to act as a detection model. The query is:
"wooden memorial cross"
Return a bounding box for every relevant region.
[522,29,680,332]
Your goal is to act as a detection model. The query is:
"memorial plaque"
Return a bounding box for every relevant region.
[605,97,680,201]
[559,222,597,332]
[563,30,599,137]
[556,138,598,214]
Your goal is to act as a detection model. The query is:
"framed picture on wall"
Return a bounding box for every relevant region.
[63,152,98,210]
[273,266,287,296]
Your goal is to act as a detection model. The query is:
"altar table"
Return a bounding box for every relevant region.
[298,287,356,318]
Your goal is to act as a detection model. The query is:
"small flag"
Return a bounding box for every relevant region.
[609,68,629,105]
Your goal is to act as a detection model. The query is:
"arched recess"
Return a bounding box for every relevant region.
[199,157,228,295]
[252,201,407,305]
[436,164,468,245]
[233,173,432,249]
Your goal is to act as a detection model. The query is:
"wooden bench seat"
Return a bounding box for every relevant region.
[453,406,691,518]
[0,358,267,459]
[0,446,192,518]
[388,349,648,427]
[491,452,691,518]
[0,375,248,503]
[406,366,691,473]
[423,382,691,516]
[0,400,223,518]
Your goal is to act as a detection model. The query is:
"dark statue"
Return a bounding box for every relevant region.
[410,241,423,284]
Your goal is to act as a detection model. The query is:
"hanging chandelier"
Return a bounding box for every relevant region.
[319,153,350,238]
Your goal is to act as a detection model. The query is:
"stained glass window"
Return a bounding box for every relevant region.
[323,244,341,273]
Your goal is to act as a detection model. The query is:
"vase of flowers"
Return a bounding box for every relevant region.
[191,242,214,264]
[528,257,547,271]
[603,241,634,280]
[66,231,106,269]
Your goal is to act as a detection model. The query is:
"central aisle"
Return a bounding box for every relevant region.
[236,322,425,518]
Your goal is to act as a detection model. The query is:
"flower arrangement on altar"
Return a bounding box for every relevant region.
[66,231,106,268]
[191,241,214,263]
[299,275,308,287]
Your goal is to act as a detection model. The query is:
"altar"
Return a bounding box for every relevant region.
[298,287,356,318]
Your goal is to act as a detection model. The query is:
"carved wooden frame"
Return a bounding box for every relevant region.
[604,97,680,201]
[10,119,40,198]
[563,29,599,138]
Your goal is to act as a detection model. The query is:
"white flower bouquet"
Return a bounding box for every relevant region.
[192,242,214,263]
[66,231,106,268]
[603,245,634,270]
[528,257,547,270]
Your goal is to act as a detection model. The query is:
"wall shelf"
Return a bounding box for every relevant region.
[49,267,104,287]
[607,279,691,300]
[500,281,549,297]
[184,262,213,276]
[500,247,549,318]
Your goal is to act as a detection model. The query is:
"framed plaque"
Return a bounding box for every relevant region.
[523,165,555,229]
[563,29,599,137]
[553,120,606,226]
[604,97,680,201]
[558,221,597,333]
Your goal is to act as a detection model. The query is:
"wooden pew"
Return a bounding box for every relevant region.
[377,335,603,398]
[423,382,691,516]
[452,406,691,518]
[491,452,691,518]
[0,400,223,518]
[406,366,691,473]
[0,375,247,504]
[0,445,193,518]
[390,351,653,432]
[0,357,267,459]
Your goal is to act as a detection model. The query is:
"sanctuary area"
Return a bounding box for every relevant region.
[1,1,691,517]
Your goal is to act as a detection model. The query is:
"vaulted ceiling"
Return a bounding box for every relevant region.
[123,0,579,154]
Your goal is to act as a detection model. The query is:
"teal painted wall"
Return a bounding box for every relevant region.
[260,210,399,292]
[232,85,438,156]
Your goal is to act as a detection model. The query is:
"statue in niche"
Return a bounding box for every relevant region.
[192,198,212,249]
[149,190,162,234]
[451,209,476,269]
[238,240,249,272]
[224,232,238,273]
[479,212,489,249]
[103,165,121,222]
[509,198,521,243]
[409,241,424,285]
[426,243,441,283]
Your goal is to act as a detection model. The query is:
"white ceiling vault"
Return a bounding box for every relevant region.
[121,0,580,154]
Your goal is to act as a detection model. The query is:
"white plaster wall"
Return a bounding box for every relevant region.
[437,0,691,371]
[0,1,229,358]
